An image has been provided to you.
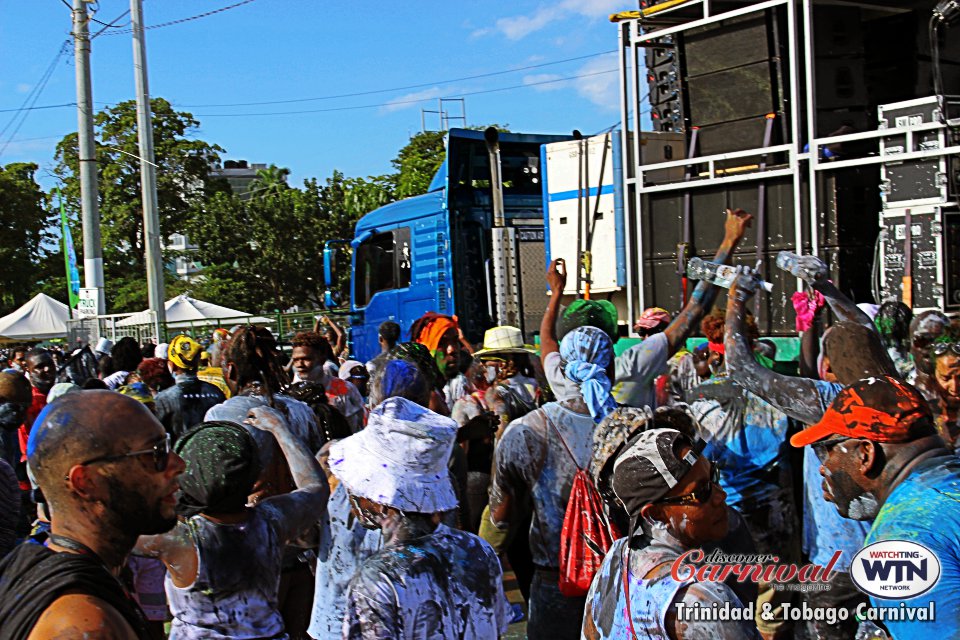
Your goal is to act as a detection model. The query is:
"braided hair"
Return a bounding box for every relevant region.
[222,326,289,404]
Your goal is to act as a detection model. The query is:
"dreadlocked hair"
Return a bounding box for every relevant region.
[223,326,289,404]
[875,301,913,350]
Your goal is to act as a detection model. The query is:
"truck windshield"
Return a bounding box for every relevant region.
[354,228,411,308]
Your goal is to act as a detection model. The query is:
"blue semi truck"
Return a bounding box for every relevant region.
[325,128,571,362]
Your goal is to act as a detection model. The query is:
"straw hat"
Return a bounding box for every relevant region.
[473,326,536,357]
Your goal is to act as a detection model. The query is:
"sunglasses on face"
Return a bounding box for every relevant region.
[932,343,960,357]
[78,433,172,473]
[811,436,853,463]
[654,462,721,506]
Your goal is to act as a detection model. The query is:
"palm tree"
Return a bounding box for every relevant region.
[248,165,290,198]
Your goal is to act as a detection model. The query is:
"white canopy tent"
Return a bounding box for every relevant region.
[115,294,272,328]
[0,293,70,342]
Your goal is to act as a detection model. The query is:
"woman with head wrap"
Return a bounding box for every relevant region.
[483,326,616,640]
[134,414,329,640]
[410,312,468,405]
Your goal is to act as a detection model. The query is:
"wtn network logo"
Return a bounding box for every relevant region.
[851,541,941,599]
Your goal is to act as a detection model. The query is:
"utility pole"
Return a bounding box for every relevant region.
[72,0,105,315]
[130,0,166,341]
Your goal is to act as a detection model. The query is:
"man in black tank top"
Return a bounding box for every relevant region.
[0,390,185,639]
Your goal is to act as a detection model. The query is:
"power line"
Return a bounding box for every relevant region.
[194,68,620,117]
[0,50,619,114]
[179,50,618,108]
[97,0,258,36]
[0,40,71,158]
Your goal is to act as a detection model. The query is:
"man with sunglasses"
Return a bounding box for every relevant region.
[792,375,959,640]
[0,390,185,640]
[582,428,760,640]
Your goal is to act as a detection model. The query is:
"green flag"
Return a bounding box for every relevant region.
[58,187,80,309]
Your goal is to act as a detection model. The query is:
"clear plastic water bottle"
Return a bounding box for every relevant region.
[855,621,890,640]
[775,250,801,273]
[687,257,773,292]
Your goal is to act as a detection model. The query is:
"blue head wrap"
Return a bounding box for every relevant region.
[560,326,617,422]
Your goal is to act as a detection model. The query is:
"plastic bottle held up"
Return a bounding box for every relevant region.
[775,251,801,272]
[687,257,774,292]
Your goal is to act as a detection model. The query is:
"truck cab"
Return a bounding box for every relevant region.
[342,128,570,362]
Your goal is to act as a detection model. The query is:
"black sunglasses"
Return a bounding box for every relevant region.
[932,342,960,357]
[654,462,721,506]
[78,434,172,473]
[811,436,853,463]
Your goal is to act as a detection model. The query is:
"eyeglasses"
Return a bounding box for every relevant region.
[811,436,853,463]
[654,462,721,506]
[78,434,172,473]
[931,342,960,357]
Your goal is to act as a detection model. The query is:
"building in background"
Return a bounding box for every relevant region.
[211,160,267,200]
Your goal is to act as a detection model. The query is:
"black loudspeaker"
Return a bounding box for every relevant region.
[646,36,684,133]
[679,10,788,155]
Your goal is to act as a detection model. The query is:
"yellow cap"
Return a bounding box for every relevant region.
[168,334,203,370]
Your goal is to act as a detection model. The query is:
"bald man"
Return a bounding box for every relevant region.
[0,390,185,640]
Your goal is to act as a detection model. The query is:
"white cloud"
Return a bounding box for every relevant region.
[573,53,620,111]
[380,87,445,114]
[16,83,32,94]
[494,6,556,40]
[484,0,623,40]
[523,73,565,91]
[560,0,623,18]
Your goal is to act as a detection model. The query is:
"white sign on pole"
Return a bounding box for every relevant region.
[78,288,99,318]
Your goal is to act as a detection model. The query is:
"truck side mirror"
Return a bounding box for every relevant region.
[323,246,335,288]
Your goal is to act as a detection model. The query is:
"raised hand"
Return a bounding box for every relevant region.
[546,258,567,293]
[722,208,753,245]
[779,254,829,288]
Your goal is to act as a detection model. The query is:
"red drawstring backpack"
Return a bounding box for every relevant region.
[548,418,621,597]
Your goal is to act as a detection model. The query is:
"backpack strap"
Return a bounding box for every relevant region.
[621,544,675,640]
[544,411,582,472]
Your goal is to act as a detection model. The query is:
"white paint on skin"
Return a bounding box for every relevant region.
[847,492,879,519]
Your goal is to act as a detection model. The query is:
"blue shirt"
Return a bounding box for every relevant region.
[802,381,871,571]
[864,453,960,640]
[689,377,792,507]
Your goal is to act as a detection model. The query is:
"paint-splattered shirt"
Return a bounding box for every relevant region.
[343,523,510,640]
[688,376,793,508]
[165,504,286,639]
[154,372,226,441]
[864,453,960,640]
[582,529,761,640]
[489,399,595,568]
[308,483,383,640]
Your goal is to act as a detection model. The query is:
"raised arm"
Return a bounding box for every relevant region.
[324,317,347,357]
[662,209,753,355]
[245,406,330,542]
[779,254,873,330]
[539,258,567,362]
[724,275,828,425]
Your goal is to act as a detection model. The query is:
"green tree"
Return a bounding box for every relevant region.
[248,164,290,199]
[0,163,54,314]
[53,98,227,313]
[391,130,446,199]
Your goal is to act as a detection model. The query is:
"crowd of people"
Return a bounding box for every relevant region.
[0,208,958,639]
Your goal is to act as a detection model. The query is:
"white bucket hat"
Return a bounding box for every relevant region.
[328,396,458,514]
[473,325,536,357]
[94,337,113,355]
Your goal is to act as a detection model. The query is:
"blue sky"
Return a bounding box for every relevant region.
[1,0,639,189]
